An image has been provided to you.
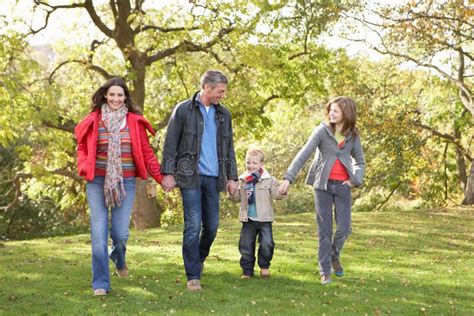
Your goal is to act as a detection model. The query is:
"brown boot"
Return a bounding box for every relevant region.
[331,259,344,277]
[186,279,202,291]
[320,274,331,285]
[116,264,129,277]
[93,289,107,296]
[260,268,270,278]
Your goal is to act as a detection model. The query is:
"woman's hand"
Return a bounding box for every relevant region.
[279,179,291,195]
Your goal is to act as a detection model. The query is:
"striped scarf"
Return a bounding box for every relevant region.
[245,168,263,205]
[101,104,128,208]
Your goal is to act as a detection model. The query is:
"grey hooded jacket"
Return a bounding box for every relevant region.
[283,122,365,190]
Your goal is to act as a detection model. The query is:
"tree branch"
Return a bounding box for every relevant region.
[43,119,76,134]
[0,173,32,213]
[146,26,235,65]
[83,0,114,37]
[32,1,86,34]
[48,59,112,85]
[51,169,83,181]
[138,24,201,34]
[413,120,472,161]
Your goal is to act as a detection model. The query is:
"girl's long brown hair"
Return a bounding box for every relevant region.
[325,96,359,137]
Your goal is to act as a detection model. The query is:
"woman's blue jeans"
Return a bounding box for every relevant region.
[86,176,136,291]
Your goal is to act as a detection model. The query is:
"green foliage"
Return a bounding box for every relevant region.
[1,0,472,240]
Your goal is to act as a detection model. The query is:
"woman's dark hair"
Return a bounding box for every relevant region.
[91,77,140,114]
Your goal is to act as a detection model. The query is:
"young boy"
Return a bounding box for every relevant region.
[229,147,286,279]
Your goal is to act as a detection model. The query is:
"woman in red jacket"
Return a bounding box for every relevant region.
[75,77,163,296]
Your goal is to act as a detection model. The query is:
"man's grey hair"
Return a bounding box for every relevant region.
[200,70,228,88]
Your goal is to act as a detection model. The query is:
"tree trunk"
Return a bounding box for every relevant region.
[129,63,163,229]
[453,120,467,190]
[132,178,162,229]
[462,161,474,205]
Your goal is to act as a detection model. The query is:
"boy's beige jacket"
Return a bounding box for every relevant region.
[229,169,285,222]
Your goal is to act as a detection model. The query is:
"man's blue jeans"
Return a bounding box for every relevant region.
[86,176,136,291]
[180,175,220,281]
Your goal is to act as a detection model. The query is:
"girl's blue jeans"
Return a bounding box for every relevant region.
[86,176,136,291]
[314,180,352,276]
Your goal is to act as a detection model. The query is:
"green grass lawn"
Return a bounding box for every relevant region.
[1,207,473,315]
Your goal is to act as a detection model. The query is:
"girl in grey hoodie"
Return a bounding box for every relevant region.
[279,96,365,285]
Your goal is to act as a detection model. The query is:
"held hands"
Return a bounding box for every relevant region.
[278,179,290,195]
[226,180,238,195]
[161,175,176,192]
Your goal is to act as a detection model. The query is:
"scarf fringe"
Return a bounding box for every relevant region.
[105,181,126,208]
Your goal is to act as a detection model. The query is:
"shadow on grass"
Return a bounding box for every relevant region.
[1,208,472,315]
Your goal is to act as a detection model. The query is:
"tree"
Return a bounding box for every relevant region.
[24,0,352,227]
[344,0,473,204]
[28,0,257,228]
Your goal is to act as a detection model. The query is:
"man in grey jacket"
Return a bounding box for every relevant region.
[161,70,238,291]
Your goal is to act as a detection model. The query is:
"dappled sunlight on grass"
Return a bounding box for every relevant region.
[1,207,472,314]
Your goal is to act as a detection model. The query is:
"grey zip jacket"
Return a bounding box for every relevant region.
[283,121,365,190]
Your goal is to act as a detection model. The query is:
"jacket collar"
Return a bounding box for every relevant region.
[238,168,270,181]
[191,91,225,114]
[75,111,99,143]
[321,121,353,142]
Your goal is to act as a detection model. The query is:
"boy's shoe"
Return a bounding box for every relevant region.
[241,274,252,279]
[115,264,129,277]
[320,274,331,285]
[331,259,344,277]
[186,279,202,291]
[93,289,107,296]
[260,268,270,278]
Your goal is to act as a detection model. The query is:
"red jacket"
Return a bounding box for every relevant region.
[75,110,163,183]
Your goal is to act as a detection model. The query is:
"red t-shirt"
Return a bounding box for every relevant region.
[328,141,349,181]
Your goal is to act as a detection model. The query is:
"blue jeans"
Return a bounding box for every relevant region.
[239,220,274,276]
[314,180,352,276]
[180,175,220,281]
[86,176,136,291]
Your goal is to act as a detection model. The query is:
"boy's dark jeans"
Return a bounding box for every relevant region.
[239,219,274,276]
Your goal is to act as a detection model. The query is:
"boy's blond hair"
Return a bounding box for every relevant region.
[245,147,265,163]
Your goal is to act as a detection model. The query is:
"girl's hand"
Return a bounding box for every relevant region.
[279,180,291,195]
[343,180,354,188]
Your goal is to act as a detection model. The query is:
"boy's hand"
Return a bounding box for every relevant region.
[279,179,290,195]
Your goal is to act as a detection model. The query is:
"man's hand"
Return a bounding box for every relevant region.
[278,179,291,195]
[226,180,238,195]
[162,175,176,192]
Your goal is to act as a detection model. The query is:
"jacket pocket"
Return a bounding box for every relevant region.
[179,129,197,154]
[176,153,197,177]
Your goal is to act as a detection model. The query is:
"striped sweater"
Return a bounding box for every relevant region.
[284,121,365,190]
[95,120,136,177]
